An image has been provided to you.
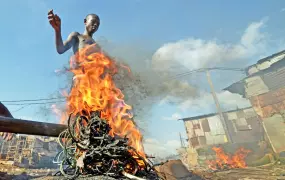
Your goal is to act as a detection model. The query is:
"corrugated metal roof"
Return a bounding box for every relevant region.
[246,50,285,75]
[225,60,285,96]
[262,66,285,91]
[180,107,252,121]
[224,51,285,96]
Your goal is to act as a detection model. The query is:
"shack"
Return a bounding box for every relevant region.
[180,107,267,166]
[225,50,285,154]
[182,107,263,148]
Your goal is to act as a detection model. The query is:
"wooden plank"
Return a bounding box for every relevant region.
[0,116,67,137]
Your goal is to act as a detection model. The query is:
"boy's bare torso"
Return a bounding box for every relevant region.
[71,32,99,54]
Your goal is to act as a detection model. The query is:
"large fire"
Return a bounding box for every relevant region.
[207,146,251,170]
[56,44,145,157]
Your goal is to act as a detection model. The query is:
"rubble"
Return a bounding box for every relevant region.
[190,164,285,180]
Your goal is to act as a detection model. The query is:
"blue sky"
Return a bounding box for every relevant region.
[1,0,285,156]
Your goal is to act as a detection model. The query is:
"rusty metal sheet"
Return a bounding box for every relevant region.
[257,87,285,107]
[262,102,285,118]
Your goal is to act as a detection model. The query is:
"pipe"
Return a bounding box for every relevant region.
[0,116,67,137]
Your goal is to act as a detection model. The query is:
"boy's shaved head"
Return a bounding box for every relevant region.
[86,14,100,22]
[84,13,100,34]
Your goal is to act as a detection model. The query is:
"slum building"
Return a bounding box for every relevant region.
[0,135,60,168]
[225,50,285,155]
[180,107,267,166]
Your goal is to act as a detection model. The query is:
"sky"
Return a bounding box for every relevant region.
[1,0,285,157]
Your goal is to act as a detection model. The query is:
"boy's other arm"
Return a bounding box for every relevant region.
[55,31,78,54]
[48,10,78,54]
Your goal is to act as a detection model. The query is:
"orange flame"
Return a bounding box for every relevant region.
[207,146,250,170]
[58,44,145,158]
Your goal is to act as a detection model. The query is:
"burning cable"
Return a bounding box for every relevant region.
[53,111,160,179]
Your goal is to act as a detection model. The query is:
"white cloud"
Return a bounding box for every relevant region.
[162,113,182,121]
[281,8,285,12]
[165,140,180,147]
[152,19,269,115]
[152,19,268,71]
[143,138,180,157]
[178,90,251,112]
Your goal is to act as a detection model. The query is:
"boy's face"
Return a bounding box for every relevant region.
[85,15,100,34]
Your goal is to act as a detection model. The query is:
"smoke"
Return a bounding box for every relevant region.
[98,39,199,127]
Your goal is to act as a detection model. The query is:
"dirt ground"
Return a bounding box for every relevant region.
[193,165,285,180]
[1,163,285,179]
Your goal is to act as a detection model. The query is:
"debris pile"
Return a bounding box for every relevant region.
[54,111,159,179]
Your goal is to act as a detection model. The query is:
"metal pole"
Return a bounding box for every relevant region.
[179,133,185,148]
[205,70,233,143]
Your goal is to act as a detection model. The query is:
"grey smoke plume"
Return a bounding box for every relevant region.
[98,38,198,123]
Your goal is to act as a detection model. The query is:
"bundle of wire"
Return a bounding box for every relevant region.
[53,111,160,180]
